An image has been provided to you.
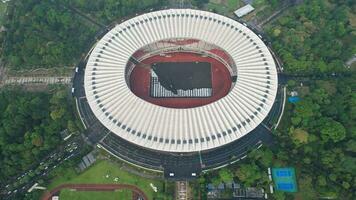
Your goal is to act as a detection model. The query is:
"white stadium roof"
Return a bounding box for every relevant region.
[84,9,278,152]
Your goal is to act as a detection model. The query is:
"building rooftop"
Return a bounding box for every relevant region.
[234,4,255,17]
[84,9,278,153]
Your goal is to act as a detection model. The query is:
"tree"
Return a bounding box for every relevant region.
[292,99,319,127]
[273,191,286,200]
[249,148,273,167]
[290,128,309,145]
[317,176,327,187]
[218,168,233,183]
[296,176,317,199]
[235,163,262,186]
[345,140,356,153]
[0,88,76,183]
[320,118,346,143]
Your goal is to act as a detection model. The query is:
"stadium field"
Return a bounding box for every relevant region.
[48,160,164,199]
[60,189,131,200]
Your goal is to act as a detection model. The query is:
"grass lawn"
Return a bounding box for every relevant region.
[48,160,164,199]
[206,0,243,15]
[227,0,239,9]
[0,2,7,26]
[60,189,131,200]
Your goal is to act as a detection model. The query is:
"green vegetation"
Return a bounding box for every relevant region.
[192,0,209,8]
[48,160,165,200]
[2,0,98,69]
[0,87,78,183]
[60,189,131,200]
[65,0,164,24]
[267,0,356,74]
[196,1,356,198]
[0,1,7,25]
[227,0,239,9]
[205,0,242,15]
[2,0,165,69]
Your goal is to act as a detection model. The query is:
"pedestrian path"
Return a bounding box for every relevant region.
[3,76,71,85]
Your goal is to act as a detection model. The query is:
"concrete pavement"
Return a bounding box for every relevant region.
[2,76,71,85]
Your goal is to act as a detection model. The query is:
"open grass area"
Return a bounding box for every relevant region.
[227,0,239,9]
[206,0,243,16]
[0,2,7,26]
[48,160,164,199]
[60,189,131,200]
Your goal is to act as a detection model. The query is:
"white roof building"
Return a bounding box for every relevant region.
[52,196,59,200]
[84,9,278,153]
[234,4,255,18]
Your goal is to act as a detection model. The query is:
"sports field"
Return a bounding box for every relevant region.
[60,189,131,200]
[48,160,164,199]
[272,168,298,192]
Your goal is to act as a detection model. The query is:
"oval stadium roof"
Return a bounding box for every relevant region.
[84,9,278,152]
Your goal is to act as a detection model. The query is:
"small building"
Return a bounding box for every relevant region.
[0,26,7,33]
[77,151,96,171]
[234,4,255,18]
[233,187,265,199]
[217,183,225,190]
[51,196,59,200]
[206,183,215,191]
[290,91,298,97]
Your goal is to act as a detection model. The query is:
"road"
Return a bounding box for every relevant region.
[345,55,356,67]
[0,136,84,200]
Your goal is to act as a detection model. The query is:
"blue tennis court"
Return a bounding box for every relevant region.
[272,168,297,192]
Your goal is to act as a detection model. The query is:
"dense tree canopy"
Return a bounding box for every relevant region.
[2,0,165,69]
[267,0,356,74]
[0,88,78,183]
[235,163,264,187]
[2,0,98,69]
[65,0,164,24]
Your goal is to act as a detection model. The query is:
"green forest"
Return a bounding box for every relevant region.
[267,0,355,74]
[0,88,78,183]
[196,0,356,199]
[198,75,356,199]
[1,0,164,69]
[63,0,164,24]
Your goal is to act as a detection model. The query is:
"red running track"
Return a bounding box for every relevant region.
[130,52,232,108]
[41,184,148,200]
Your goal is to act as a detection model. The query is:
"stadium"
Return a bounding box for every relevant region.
[74,9,282,179]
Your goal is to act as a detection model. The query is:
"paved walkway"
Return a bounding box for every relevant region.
[176,181,188,200]
[3,76,71,85]
[41,183,148,200]
[346,55,356,67]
